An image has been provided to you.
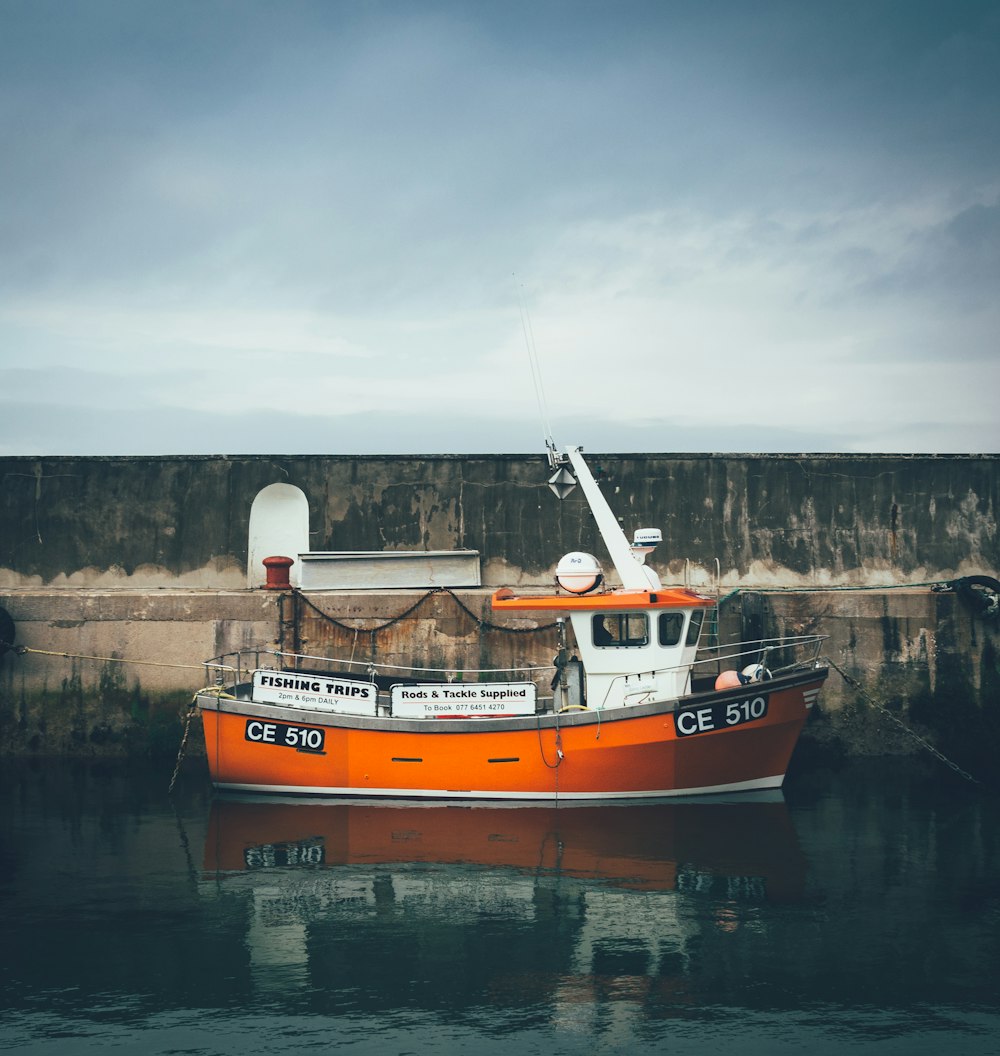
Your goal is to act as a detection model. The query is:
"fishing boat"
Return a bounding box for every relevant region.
[196,445,828,800]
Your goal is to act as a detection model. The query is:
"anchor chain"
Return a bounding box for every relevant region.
[823,656,981,786]
[168,700,199,794]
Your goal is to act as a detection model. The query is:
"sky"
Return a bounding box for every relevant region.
[1,0,998,456]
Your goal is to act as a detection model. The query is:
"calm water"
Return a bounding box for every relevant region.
[1,757,998,1056]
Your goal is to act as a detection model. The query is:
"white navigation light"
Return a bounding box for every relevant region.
[556,552,603,594]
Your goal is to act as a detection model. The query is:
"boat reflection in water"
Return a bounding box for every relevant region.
[201,795,807,1007]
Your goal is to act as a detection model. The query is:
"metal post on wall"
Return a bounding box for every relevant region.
[277,591,303,668]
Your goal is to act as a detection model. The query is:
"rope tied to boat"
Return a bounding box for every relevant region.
[536,713,564,770]
[823,656,981,786]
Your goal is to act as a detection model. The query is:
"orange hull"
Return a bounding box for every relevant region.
[199,670,826,800]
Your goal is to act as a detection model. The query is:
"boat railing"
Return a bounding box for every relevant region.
[202,649,273,687]
[590,633,829,711]
[693,633,829,678]
[202,633,827,714]
[202,646,558,697]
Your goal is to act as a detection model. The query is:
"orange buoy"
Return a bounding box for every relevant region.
[714,670,742,690]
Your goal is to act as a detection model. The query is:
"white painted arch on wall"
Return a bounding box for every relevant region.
[247,483,310,588]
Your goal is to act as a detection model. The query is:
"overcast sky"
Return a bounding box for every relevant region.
[1,0,997,456]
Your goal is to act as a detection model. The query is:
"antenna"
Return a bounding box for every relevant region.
[513,274,557,464]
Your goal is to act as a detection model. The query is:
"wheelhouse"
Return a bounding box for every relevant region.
[491,588,715,710]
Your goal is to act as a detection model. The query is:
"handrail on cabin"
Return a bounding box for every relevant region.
[589,634,829,712]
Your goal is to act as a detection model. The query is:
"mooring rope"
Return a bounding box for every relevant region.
[11,645,212,673]
[823,655,981,786]
[536,713,564,770]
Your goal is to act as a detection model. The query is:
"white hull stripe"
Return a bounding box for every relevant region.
[803,688,822,709]
[212,773,786,802]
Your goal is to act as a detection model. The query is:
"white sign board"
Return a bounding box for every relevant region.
[251,671,378,716]
[390,682,536,718]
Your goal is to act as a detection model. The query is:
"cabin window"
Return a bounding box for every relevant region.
[686,609,705,646]
[592,613,649,648]
[658,612,685,646]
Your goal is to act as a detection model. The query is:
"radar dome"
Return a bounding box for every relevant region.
[555,552,603,594]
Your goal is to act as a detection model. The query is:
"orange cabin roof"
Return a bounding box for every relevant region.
[490,587,715,612]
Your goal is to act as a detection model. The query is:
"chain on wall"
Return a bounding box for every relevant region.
[282,587,559,654]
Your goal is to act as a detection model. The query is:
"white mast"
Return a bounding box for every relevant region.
[562,446,655,592]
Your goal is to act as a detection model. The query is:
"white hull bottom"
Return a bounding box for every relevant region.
[210,772,786,802]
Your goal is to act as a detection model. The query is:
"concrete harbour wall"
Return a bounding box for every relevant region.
[0,452,997,775]
[2,452,997,589]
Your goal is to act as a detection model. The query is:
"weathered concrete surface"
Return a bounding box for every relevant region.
[1,586,997,782]
[0,591,280,756]
[764,587,1000,779]
[1,453,997,589]
[2,451,996,770]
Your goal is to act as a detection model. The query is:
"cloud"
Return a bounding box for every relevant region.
[0,0,997,455]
